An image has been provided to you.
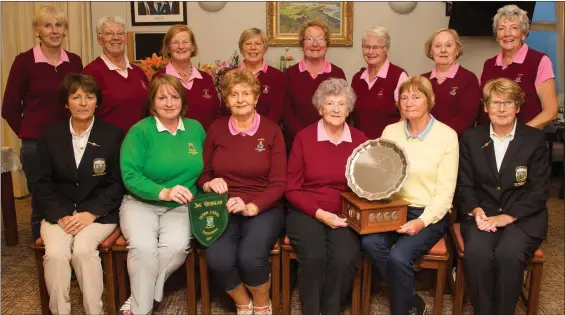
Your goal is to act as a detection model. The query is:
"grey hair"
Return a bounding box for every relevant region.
[493,4,530,35]
[362,26,391,48]
[96,16,126,35]
[312,78,356,112]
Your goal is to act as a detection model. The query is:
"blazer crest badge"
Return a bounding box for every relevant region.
[93,158,106,176]
[514,166,528,186]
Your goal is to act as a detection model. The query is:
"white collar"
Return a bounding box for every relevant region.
[100,53,133,71]
[69,117,95,137]
[155,116,185,136]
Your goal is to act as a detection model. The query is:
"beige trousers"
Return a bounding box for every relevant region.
[41,219,116,315]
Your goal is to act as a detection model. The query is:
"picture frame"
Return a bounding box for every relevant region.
[130,1,187,26]
[266,2,354,47]
[127,32,166,62]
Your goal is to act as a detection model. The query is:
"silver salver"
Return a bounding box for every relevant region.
[345,138,409,201]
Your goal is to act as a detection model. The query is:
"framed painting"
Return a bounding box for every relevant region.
[130,1,187,26]
[266,2,353,47]
[127,32,166,62]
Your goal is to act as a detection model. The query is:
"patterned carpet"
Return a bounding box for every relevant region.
[2,186,563,315]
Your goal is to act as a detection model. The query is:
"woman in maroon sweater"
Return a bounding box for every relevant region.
[155,24,221,131]
[282,20,346,151]
[2,5,83,240]
[82,16,149,134]
[286,78,367,315]
[198,69,286,315]
[351,26,408,139]
[478,4,558,129]
[421,28,480,137]
[237,28,285,124]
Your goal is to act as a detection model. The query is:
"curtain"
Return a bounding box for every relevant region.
[1,1,92,197]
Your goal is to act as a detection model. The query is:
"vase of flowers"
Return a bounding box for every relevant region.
[198,50,240,95]
[138,53,169,80]
[278,47,295,72]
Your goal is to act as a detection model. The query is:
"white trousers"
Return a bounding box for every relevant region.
[119,195,191,314]
[41,219,116,315]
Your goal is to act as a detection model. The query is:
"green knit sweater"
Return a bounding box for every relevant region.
[120,116,205,208]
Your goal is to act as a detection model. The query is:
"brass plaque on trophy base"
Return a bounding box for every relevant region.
[341,191,409,234]
[342,138,410,234]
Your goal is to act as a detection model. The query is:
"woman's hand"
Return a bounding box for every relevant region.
[204,178,228,194]
[472,207,495,231]
[315,209,348,229]
[58,215,74,232]
[477,213,515,232]
[159,185,194,205]
[226,197,247,214]
[62,212,97,235]
[397,218,425,236]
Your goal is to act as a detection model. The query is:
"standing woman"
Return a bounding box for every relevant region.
[2,5,83,240]
[82,16,149,134]
[422,28,481,137]
[237,28,285,124]
[351,26,408,139]
[155,24,221,131]
[282,20,346,150]
[478,4,558,128]
[118,74,205,315]
[198,69,286,315]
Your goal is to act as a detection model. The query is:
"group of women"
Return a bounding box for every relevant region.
[2,3,556,315]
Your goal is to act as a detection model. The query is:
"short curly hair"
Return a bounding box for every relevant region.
[220,69,261,105]
[424,28,463,60]
[312,78,356,113]
[492,4,530,36]
[298,20,330,47]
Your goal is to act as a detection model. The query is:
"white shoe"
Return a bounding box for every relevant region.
[236,299,253,315]
[254,302,273,315]
[118,296,132,315]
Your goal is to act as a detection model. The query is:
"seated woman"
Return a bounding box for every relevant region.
[361,76,459,315]
[197,69,286,315]
[456,78,549,315]
[118,74,206,315]
[285,78,367,315]
[35,73,124,315]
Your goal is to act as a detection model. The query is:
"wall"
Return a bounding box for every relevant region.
[90,1,501,80]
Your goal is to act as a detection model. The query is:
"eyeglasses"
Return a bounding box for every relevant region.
[304,36,326,43]
[362,44,387,51]
[100,31,126,38]
[490,100,517,109]
[171,40,192,47]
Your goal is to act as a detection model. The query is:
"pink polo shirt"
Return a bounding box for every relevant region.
[492,44,554,87]
[238,59,269,77]
[165,63,202,90]
[33,44,69,66]
[430,63,460,85]
[299,59,332,79]
[317,119,352,145]
[360,60,408,101]
[228,112,261,136]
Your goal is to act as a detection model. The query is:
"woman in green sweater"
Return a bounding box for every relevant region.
[118,74,206,315]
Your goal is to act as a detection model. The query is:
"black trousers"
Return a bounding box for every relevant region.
[205,208,285,291]
[286,209,361,315]
[462,220,542,315]
[361,207,448,315]
[21,139,42,240]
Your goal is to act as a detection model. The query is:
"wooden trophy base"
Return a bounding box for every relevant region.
[341,191,409,235]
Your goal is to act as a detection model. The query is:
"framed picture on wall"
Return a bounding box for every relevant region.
[127,32,166,62]
[130,1,187,26]
[266,2,353,47]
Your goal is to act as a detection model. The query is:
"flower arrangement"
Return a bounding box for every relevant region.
[139,53,169,80]
[278,47,295,72]
[199,50,240,94]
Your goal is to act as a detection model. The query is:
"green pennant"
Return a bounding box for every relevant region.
[188,192,229,247]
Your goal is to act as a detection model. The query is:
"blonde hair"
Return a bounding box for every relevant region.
[299,20,330,47]
[33,5,68,29]
[397,76,436,111]
[161,25,198,58]
[493,4,530,36]
[238,28,268,53]
[482,78,525,110]
[424,28,463,60]
[96,16,126,35]
[148,74,187,116]
[362,26,390,48]
[220,69,260,105]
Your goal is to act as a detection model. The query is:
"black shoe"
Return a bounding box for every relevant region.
[408,293,427,315]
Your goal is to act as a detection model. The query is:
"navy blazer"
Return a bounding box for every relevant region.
[455,122,549,240]
[35,119,124,225]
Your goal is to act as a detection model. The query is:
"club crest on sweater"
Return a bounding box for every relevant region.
[255,138,265,152]
[515,74,523,83]
[262,85,270,94]
[188,143,199,155]
[202,89,212,99]
[450,86,458,96]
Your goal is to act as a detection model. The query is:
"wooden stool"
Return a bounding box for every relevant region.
[449,223,544,315]
[281,236,363,315]
[361,236,450,315]
[32,227,121,315]
[197,242,281,315]
[112,236,197,314]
